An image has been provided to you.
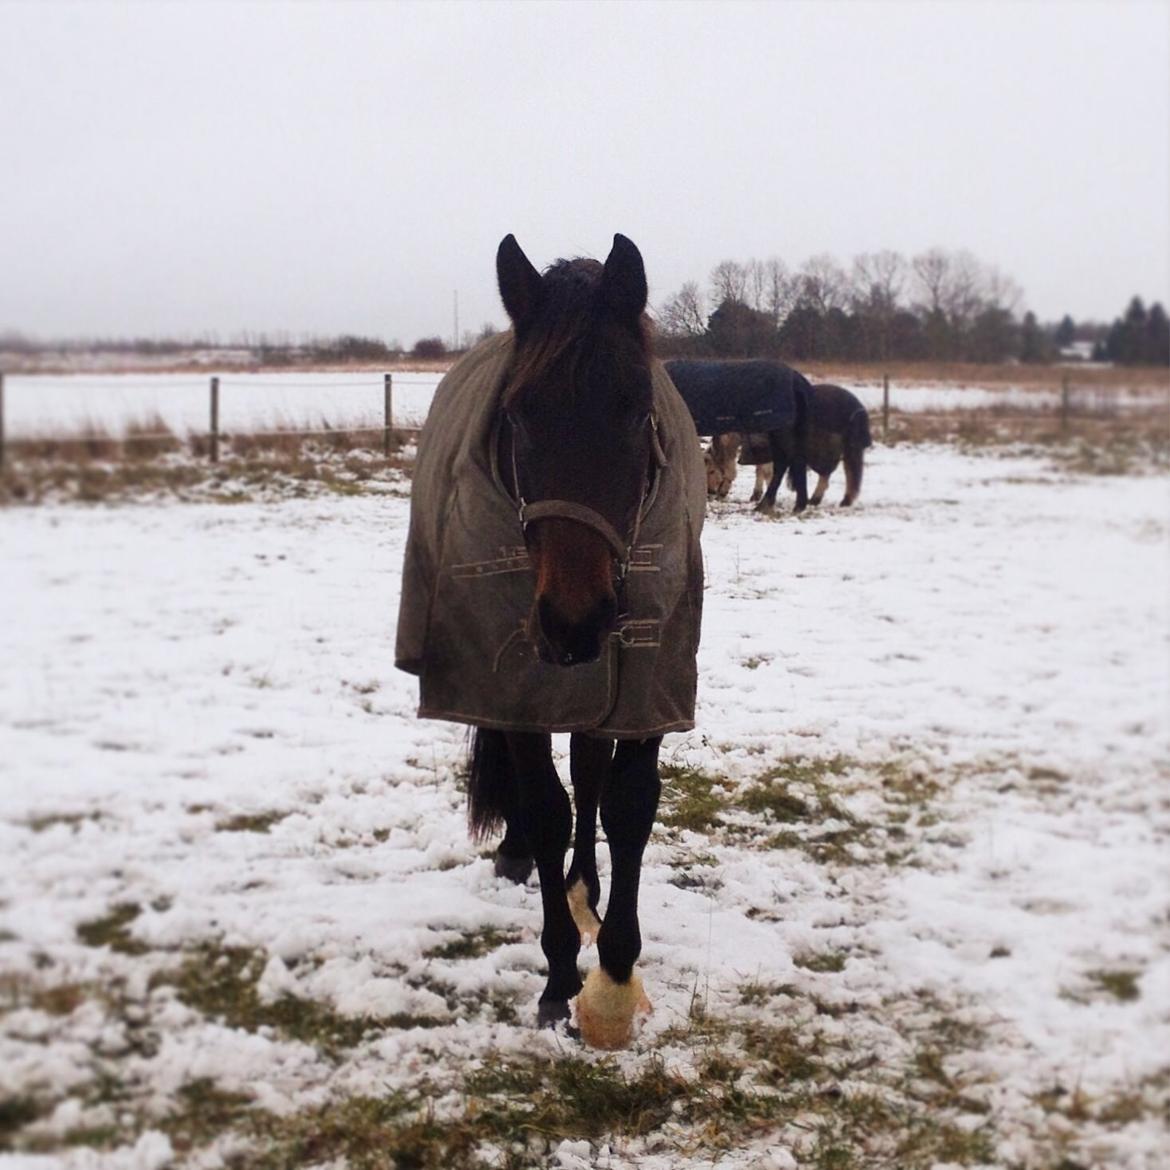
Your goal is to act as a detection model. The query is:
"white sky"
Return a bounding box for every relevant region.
[2,0,1167,345]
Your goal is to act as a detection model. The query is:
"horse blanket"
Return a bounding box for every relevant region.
[664,359,810,436]
[395,332,706,738]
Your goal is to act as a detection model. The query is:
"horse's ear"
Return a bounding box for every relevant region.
[497,234,544,333]
[600,233,648,326]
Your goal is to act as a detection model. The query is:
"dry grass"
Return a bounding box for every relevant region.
[1,423,416,505]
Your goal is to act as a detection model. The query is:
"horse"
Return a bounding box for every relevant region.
[395,234,706,1049]
[664,359,811,513]
[733,383,873,507]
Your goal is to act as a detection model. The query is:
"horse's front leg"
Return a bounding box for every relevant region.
[566,733,612,945]
[505,731,582,1026]
[577,735,662,1049]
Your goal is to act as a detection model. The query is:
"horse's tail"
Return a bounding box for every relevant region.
[843,407,870,503]
[849,405,873,451]
[467,727,511,841]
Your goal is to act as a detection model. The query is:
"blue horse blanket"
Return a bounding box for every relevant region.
[664,359,810,436]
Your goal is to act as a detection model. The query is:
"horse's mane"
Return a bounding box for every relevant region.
[503,258,650,409]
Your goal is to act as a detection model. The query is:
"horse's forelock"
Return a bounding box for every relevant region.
[504,258,649,409]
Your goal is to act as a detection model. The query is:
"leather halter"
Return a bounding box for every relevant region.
[506,411,668,585]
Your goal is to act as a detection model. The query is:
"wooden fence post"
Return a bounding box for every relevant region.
[1061,374,1071,434]
[383,372,393,456]
[882,373,890,440]
[0,372,5,469]
[210,376,220,463]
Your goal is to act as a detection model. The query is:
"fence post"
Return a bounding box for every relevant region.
[1061,374,1070,434]
[383,372,393,456]
[209,376,220,463]
[0,372,5,469]
[882,373,890,440]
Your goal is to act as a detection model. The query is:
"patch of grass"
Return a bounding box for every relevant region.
[215,810,288,834]
[23,811,100,833]
[1086,968,1142,1003]
[76,903,147,955]
[467,1054,695,1140]
[154,946,375,1055]
[424,926,520,961]
[162,1080,254,1157]
[0,1097,50,1151]
[153,944,446,1056]
[794,950,848,974]
[658,764,733,833]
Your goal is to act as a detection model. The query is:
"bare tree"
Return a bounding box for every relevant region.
[763,257,796,327]
[911,247,952,316]
[851,250,906,314]
[709,259,748,308]
[797,253,849,313]
[657,281,707,337]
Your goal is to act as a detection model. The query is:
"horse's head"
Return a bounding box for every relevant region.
[497,233,655,667]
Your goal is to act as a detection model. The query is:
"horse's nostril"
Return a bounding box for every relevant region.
[536,595,615,667]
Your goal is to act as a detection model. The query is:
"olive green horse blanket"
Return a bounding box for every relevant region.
[395,332,706,738]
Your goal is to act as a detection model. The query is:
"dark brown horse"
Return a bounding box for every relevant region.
[725,383,873,507]
[396,235,706,1048]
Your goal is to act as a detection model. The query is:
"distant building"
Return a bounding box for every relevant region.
[1058,341,1096,362]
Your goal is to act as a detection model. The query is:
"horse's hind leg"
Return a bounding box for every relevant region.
[755,432,787,514]
[506,732,582,1026]
[809,472,830,506]
[566,733,613,945]
[577,736,661,1048]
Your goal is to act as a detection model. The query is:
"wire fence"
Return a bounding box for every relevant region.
[0,371,436,465]
[0,369,1164,467]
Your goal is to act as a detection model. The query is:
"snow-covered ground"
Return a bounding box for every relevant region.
[1,444,1167,1168]
[3,371,1153,442]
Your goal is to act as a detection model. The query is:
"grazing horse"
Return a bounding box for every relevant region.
[734,383,873,507]
[396,235,706,1048]
[664,359,811,513]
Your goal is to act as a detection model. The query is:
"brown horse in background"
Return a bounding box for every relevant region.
[711,383,873,507]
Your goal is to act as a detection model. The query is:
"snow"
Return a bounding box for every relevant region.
[1,443,1167,1167]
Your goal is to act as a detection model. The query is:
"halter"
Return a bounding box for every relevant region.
[508,412,667,591]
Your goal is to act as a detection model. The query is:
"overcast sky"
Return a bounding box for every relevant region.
[3,1,1167,345]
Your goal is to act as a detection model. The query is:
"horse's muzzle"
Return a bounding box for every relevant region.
[534,594,618,667]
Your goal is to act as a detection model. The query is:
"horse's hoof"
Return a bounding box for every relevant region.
[566,878,602,947]
[575,968,651,1050]
[537,999,572,1029]
[494,850,534,884]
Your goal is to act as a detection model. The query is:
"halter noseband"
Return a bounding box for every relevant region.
[508,412,666,587]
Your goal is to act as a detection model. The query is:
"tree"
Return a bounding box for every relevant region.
[709,260,748,308]
[1146,303,1170,366]
[657,281,707,341]
[411,336,447,359]
[1054,314,1077,348]
[706,297,776,357]
[852,250,907,360]
[1018,312,1047,364]
[797,254,849,314]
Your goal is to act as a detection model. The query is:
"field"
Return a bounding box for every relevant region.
[1,395,1168,1168]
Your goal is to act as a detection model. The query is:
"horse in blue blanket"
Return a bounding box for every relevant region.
[664,359,810,512]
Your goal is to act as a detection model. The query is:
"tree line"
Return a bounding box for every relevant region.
[654,250,1169,366]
